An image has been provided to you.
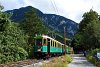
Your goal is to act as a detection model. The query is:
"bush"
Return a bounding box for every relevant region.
[86,48,100,67]
[0,46,28,64]
[18,47,28,60]
[0,5,29,64]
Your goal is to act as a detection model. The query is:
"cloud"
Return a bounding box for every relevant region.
[0,0,25,10]
[0,0,100,23]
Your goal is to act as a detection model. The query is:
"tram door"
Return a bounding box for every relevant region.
[47,39,50,53]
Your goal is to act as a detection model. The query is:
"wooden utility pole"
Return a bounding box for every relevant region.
[64,26,66,54]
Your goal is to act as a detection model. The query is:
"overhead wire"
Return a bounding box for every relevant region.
[49,0,60,38]
[53,0,59,15]
[50,0,59,15]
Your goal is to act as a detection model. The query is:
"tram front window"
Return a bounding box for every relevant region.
[36,39,42,46]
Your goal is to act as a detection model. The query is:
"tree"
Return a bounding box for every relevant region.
[19,8,48,58]
[93,21,100,48]
[79,9,99,32]
[21,8,47,36]
[0,5,28,64]
[74,9,100,51]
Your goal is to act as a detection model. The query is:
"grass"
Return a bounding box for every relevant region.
[41,55,72,67]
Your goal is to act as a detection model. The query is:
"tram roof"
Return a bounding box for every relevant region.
[43,35,64,45]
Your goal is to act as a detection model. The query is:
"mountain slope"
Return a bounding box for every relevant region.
[6,6,78,38]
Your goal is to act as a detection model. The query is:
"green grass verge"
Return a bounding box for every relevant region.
[41,55,72,67]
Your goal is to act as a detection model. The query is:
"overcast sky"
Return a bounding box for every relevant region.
[0,0,100,23]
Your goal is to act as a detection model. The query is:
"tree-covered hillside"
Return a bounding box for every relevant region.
[6,6,78,39]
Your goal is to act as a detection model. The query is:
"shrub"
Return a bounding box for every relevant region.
[18,47,28,60]
[0,46,28,64]
[86,48,100,67]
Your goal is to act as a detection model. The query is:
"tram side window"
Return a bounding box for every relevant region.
[48,39,50,46]
[43,39,46,45]
[36,39,42,45]
[55,42,56,47]
[58,43,59,48]
[59,44,61,48]
[62,45,64,49]
[56,42,57,47]
[58,43,60,48]
[52,41,53,47]
[51,40,52,47]
[52,41,54,47]
[53,41,55,47]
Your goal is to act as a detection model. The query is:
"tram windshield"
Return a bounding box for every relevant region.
[36,39,42,45]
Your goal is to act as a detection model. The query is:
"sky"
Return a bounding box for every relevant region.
[0,0,100,23]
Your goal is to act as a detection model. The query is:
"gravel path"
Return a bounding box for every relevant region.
[68,54,96,67]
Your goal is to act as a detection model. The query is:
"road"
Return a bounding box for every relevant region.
[68,54,96,67]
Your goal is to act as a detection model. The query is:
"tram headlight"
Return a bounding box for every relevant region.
[37,49,41,51]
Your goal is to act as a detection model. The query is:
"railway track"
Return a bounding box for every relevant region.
[0,57,54,67]
[0,59,35,67]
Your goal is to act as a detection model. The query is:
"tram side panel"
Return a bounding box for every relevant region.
[48,40,63,56]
